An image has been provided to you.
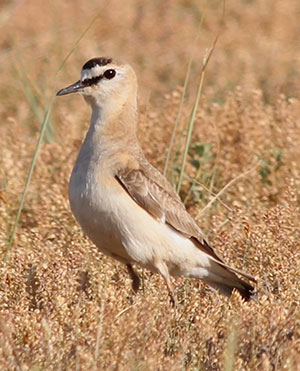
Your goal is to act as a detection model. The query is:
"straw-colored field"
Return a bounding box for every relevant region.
[0,0,299,369]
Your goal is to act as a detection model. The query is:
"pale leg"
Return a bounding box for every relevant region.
[154,260,177,306]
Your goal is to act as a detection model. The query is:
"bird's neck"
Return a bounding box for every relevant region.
[83,98,140,160]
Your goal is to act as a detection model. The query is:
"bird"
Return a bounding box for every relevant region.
[56,56,256,303]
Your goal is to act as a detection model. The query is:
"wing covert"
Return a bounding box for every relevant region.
[115,158,224,263]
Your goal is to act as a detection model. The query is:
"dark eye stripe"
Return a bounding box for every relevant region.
[82,68,116,86]
[82,74,103,86]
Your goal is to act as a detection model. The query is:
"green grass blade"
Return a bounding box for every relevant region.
[3,100,53,262]
[176,1,224,194]
[176,69,205,193]
[163,58,193,178]
[15,57,54,143]
[3,4,107,262]
[163,9,206,180]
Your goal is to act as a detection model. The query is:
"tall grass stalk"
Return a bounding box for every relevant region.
[3,6,107,262]
[176,1,225,194]
[163,8,207,180]
[15,54,54,143]
[223,315,240,371]
[176,41,217,194]
[3,102,53,262]
[163,27,203,178]
[163,57,193,178]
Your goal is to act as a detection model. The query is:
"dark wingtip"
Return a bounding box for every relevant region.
[207,279,256,301]
[82,57,113,70]
[235,280,257,301]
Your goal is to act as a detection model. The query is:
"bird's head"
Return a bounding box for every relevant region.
[57,57,138,115]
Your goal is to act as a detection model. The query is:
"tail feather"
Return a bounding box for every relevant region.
[207,280,254,301]
[205,273,255,301]
[201,260,256,301]
[217,260,257,283]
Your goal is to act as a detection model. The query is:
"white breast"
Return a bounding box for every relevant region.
[68,150,131,262]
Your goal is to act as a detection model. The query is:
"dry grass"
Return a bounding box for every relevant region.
[0,0,300,370]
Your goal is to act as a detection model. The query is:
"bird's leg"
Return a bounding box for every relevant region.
[126,264,140,293]
[154,260,177,307]
[110,254,140,293]
[164,275,177,307]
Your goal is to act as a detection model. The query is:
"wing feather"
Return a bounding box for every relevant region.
[116,157,224,263]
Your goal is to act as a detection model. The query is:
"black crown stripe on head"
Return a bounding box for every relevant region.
[82,57,113,70]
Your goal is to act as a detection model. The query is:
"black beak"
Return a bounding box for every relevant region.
[56,80,85,96]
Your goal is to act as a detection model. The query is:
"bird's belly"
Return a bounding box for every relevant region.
[68,169,164,267]
[68,167,209,275]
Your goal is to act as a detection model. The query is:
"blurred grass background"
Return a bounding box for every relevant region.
[0,0,299,369]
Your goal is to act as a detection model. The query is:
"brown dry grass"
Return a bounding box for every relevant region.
[0,0,300,370]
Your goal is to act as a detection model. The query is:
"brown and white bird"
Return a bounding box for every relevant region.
[57,57,256,302]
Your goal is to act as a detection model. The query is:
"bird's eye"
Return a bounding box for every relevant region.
[103,69,116,79]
